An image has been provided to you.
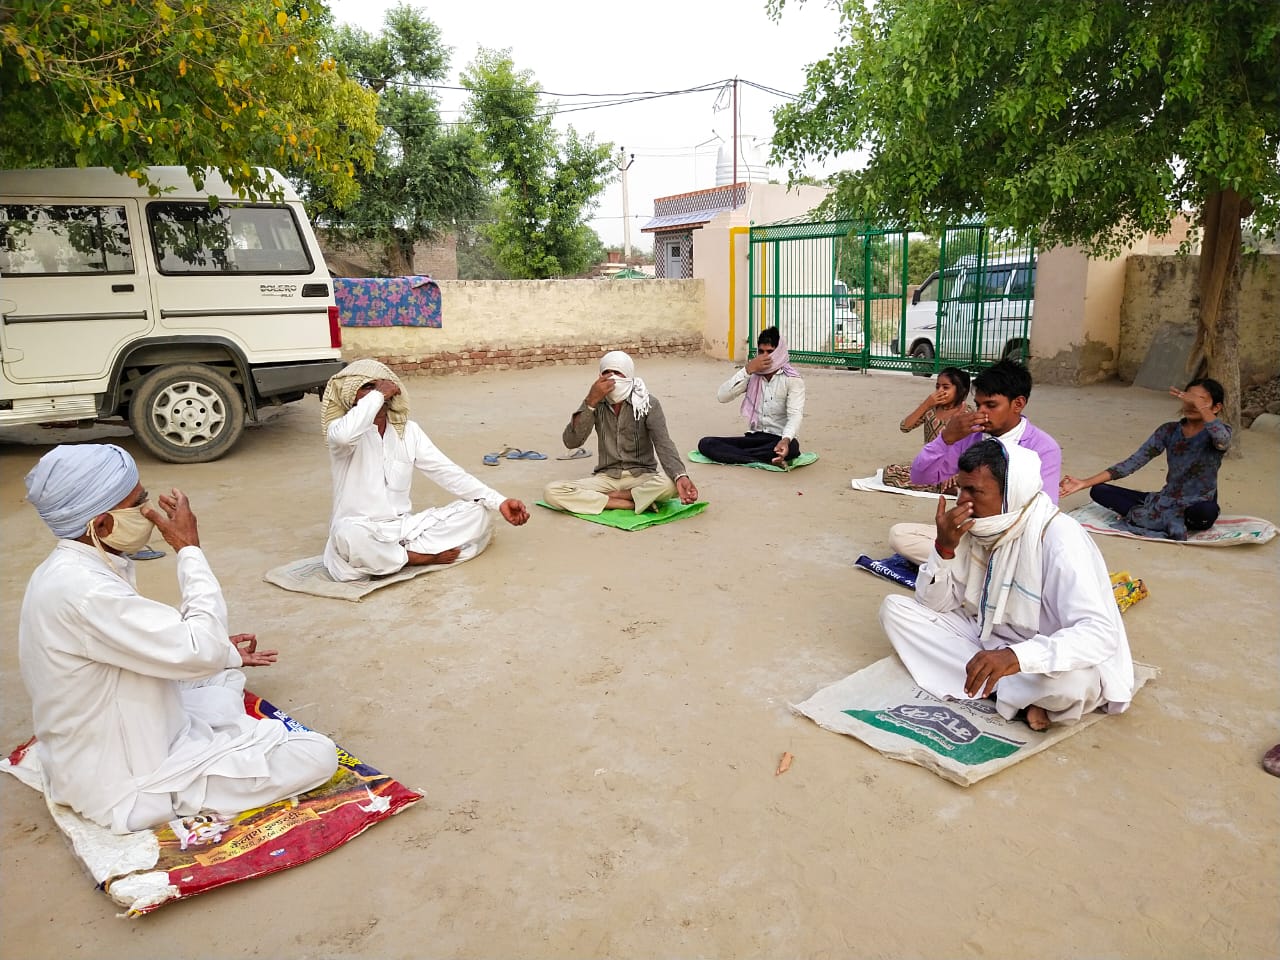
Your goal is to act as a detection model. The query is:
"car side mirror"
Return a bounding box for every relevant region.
[911,289,921,305]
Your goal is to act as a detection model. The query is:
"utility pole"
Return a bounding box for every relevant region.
[617,146,636,260]
[731,76,739,208]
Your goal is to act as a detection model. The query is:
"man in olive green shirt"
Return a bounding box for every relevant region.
[544,351,698,514]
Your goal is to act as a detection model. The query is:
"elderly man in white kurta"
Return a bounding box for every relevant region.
[20,443,338,834]
[879,438,1134,731]
[321,359,529,582]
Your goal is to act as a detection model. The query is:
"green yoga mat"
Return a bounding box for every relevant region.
[536,498,708,530]
[687,450,819,472]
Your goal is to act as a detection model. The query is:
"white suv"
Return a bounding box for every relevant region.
[0,167,345,462]
[894,255,1035,369]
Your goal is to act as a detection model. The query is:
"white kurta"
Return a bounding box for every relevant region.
[18,541,337,833]
[325,392,507,582]
[879,514,1135,722]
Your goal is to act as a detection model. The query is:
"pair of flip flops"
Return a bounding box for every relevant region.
[483,446,547,466]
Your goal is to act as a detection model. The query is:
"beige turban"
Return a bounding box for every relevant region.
[320,359,411,438]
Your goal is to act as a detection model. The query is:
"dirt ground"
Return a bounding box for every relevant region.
[2,355,1277,959]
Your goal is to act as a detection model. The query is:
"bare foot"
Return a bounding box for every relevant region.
[406,547,462,566]
[1025,705,1050,731]
[603,492,635,510]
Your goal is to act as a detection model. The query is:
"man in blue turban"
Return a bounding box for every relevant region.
[19,443,337,833]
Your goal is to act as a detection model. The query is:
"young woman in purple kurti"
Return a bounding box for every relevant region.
[1059,379,1230,540]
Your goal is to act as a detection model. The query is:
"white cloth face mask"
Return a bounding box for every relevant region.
[94,504,156,553]
[606,377,634,404]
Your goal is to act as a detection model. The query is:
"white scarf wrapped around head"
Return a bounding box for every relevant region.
[955,438,1060,641]
[599,350,652,418]
[321,358,411,438]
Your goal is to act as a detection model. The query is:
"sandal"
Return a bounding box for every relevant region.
[506,449,547,460]
[483,445,516,466]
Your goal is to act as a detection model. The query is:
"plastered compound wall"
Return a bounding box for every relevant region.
[341,279,706,374]
[1119,255,1280,384]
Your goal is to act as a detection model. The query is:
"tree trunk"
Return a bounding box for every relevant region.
[1190,187,1250,458]
[384,233,414,277]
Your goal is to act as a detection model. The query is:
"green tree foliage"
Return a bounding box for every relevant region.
[907,237,940,286]
[462,49,615,279]
[1,0,380,204]
[771,0,1280,423]
[312,4,486,274]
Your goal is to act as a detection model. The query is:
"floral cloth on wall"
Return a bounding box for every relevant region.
[335,276,442,327]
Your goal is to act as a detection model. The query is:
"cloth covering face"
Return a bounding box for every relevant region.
[599,350,652,419]
[25,443,140,538]
[18,540,337,833]
[321,358,411,439]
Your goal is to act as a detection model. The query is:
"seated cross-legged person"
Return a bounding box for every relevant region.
[1060,379,1230,541]
[888,359,1062,565]
[20,443,338,833]
[697,326,805,466]
[321,358,529,582]
[879,438,1135,731]
[882,366,971,492]
[544,350,698,514]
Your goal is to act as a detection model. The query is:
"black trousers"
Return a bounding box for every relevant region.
[1090,483,1219,531]
[697,432,800,465]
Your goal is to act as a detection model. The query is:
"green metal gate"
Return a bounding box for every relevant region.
[748,219,1035,373]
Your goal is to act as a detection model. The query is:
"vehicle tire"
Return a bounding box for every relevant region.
[1003,339,1028,363]
[129,363,246,463]
[909,341,935,377]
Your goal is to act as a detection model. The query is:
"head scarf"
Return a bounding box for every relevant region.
[599,350,652,419]
[740,338,800,430]
[321,358,410,439]
[25,443,139,538]
[954,438,1060,641]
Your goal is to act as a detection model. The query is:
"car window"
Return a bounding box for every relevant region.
[959,266,1013,299]
[915,275,938,303]
[1009,265,1036,299]
[148,202,313,275]
[0,204,134,276]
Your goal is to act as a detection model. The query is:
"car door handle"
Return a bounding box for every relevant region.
[111,283,135,293]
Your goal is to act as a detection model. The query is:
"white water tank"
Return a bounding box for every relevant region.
[715,135,771,186]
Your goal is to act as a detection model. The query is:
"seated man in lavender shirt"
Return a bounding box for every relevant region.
[888,360,1062,565]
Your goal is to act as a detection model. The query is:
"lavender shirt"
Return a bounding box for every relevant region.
[909,418,1063,504]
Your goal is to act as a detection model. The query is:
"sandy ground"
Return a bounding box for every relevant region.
[1,355,1278,960]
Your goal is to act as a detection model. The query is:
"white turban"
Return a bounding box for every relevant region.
[599,351,635,380]
[25,444,140,538]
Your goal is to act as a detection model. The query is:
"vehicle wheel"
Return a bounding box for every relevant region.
[129,363,246,463]
[1003,339,1028,363]
[909,341,935,377]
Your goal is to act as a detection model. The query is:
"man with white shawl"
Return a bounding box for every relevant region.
[697,326,806,466]
[879,437,1134,731]
[19,444,337,833]
[544,350,699,514]
[321,358,529,582]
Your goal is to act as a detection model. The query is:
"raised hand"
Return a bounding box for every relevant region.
[143,488,200,551]
[586,373,614,407]
[374,378,400,399]
[934,494,975,553]
[940,408,989,444]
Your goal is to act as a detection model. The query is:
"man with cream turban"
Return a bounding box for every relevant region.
[19,443,337,833]
[544,350,698,514]
[321,358,529,582]
[879,438,1134,731]
[697,326,806,466]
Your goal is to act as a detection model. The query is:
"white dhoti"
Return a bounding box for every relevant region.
[325,499,494,582]
[121,669,337,832]
[543,470,676,515]
[878,594,1105,724]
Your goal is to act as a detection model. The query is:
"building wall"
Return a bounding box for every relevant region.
[341,279,705,375]
[693,182,831,360]
[1118,254,1280,385]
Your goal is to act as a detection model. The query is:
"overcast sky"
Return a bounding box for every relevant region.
[325,0,856,250]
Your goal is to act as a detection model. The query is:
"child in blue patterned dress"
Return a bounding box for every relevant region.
[1059,378,1230,540]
